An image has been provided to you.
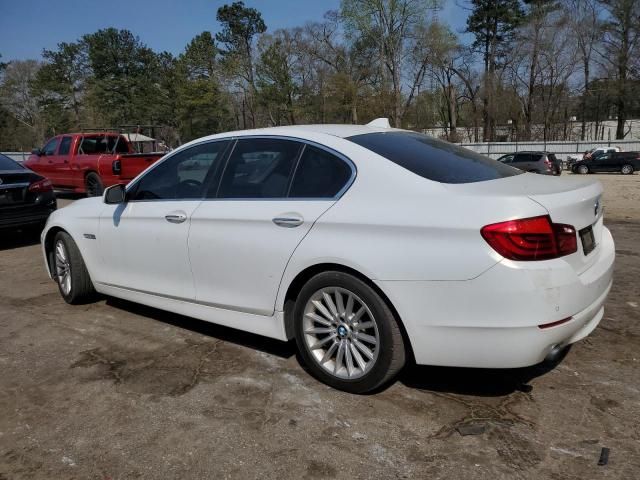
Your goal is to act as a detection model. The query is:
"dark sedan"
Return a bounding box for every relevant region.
[572,151,639,175]
[0,153,57,231]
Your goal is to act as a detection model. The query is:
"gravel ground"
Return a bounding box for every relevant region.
[0,173,639,479]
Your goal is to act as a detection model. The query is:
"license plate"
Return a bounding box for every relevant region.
[579,225,596,256]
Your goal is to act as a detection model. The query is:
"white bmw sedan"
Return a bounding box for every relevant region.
[41,121,615,393]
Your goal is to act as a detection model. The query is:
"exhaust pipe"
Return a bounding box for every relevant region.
[544,343,569,364]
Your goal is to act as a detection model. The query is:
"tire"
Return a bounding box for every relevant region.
[85,172,104,197]
[577,165,589,174]
[293,271,406,393]
[621,164,634,175]
[53,231,95,304]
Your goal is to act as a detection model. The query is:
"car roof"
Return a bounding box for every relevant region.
[234,124,398,138]
[515,151,551,154]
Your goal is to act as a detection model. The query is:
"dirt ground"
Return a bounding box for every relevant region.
[0,173,639,479]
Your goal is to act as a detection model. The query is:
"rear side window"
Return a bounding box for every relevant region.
[217,138,301,199]
[289,146,352,198]
[347,132,521,184]
[59,137,72,155]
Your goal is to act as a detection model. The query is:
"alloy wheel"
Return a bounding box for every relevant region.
[302,287,380,380]
[622,165,633,175]
[55,240,71,295]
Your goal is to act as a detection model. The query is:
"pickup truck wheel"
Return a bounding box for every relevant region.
[621,164,634,175]
[577,165,589,174]
[85,172,104,197]
[53,232,96,304]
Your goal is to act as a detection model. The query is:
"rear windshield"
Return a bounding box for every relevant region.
[347,131,521,184]
[0,154,23,171]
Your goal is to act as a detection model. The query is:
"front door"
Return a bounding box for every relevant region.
[97,140,231,300]
[38,136,61,184]
[189,138,354,316]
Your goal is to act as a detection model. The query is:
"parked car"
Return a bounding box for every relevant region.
[24,132,165,197]
[40,121,614,393]
[497,151,562,175]
[567,147,620,170]
[572,151,639,174]
[0,153,56,231]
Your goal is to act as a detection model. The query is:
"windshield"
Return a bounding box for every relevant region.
[0,154,24,171]
[347,131,522,184]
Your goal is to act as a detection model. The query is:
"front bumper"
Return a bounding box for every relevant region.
[377,227,615,368]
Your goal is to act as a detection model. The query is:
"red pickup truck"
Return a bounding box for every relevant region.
[24,132,165,196]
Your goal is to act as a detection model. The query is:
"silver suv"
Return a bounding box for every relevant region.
[497,151,562,176]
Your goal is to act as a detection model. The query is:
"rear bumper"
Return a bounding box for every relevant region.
[377,226,615,368]
[0,197,56,229]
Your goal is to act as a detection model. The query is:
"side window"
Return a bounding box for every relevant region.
[498,154,514,163]
[79,137,99,155]
[42,137,60,156]
[108,136,130,153]
[58,137,72,156]
[512,154,530,163]
[130,141,229,200]
[217,138,301,199]
[289,145,352,198]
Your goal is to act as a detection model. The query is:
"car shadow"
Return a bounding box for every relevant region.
[398,347,571,397]
[105,296,569,396]
[104,297,297,359]
[0,228,42,251]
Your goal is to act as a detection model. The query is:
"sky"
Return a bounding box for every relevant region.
[0,0,470,62]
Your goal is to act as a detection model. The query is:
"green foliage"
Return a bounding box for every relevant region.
[466,0,524,65]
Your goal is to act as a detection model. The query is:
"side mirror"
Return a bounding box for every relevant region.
[104,184,126,204]
[31,148,42,156]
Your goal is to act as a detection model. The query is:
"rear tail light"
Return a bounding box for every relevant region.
[481,215,577,261]
[28,178,53,193]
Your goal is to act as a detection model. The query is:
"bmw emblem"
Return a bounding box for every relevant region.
[337,325,348,337]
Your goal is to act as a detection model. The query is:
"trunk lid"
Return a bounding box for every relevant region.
[0,171,35,205]
[446,173,604,274]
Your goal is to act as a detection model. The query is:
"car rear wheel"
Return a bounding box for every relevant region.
[577,165,589,174]
[294,271,406,393]
[53,231,95,304]
[85,172,104,197]
[621,164,634,175]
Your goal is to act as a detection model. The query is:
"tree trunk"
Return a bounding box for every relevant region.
[580,59,589,141]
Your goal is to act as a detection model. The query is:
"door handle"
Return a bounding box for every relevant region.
[165,213,187,224]
[273,216,303,228]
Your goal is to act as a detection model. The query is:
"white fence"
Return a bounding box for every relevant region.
[1,151,30,163]
[459,140,640,160]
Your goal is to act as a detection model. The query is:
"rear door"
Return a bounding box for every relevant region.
[511,153,531,171]
[592,153,614,172]
[188,138,354,316]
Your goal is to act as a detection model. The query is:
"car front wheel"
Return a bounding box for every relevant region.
[621,164,634,175]
[294,271,406,393]
[53,231,95,304]
[577,165,589,174]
